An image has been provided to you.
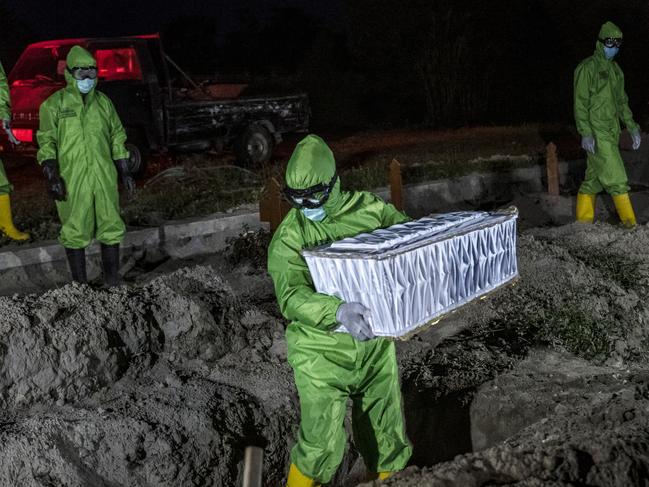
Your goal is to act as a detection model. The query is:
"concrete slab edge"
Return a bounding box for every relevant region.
[0,211,269,272]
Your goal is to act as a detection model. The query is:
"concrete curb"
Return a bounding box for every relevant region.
[377,160,584,216]
[0,206,269,295]
[0,208,267,272]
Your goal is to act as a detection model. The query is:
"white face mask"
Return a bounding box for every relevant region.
[603,46,619,60]
[76,78,95,94]
[301,206,327,222]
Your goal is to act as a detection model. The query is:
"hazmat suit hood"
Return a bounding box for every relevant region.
[65,45,97,93]
[595,21,623,59]
[285,134,342,216]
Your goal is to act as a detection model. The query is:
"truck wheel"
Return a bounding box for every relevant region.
[125,131,150,178]
[235,124,274,166]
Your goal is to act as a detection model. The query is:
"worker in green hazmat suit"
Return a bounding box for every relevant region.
[0,60,30,241]
[574,21,641,227]
[37,45,135,286]
[268,135,412,487]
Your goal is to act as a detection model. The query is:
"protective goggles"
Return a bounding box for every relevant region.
[599,37,623,48]
[283,173,338,209]
[67,66,98,80]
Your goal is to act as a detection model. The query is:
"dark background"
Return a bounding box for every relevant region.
[2,0,648,130]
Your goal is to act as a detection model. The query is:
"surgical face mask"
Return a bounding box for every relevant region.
[604,46,619,60]
[76,78,95,94]
[301,206,326,222]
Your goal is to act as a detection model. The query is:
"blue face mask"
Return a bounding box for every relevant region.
[301,206,327,222]
[76,78,95,94]
[604,46,619,60]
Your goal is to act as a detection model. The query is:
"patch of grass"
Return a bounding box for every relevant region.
[568,248,644,291]
[538,304,612,360]
[339,154,542,192]
[481,286,614,362]
[340,160,388,191]
[123,162,264,226]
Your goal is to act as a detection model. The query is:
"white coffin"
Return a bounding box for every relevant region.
[302,208,518,338]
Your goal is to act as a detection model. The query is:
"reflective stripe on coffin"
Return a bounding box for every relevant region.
[302,207,519,338]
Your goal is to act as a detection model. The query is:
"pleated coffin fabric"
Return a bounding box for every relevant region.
[303,210,518,337]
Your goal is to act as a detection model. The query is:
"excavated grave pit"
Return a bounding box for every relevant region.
[3,216,649,486]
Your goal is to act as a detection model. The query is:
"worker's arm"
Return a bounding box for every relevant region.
[615,68,640,133]
[268,221,343,331]
[105,97,129,160]
[573,63,593,137]
[373,193,410,227]
[0,62,11,121]
[36,97,59,163]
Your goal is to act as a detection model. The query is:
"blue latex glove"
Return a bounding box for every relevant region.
[336,302,375,341]
[2,120,20,146]
[631,131,641,151]
[581,136,596,154]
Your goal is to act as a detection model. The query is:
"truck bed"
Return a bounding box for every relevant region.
[168,93,309,143]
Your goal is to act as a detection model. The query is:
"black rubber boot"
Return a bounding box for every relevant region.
[65,247,88,283]
[101,243,121,287]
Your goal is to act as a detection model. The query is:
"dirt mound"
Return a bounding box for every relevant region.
[0,265,294,486]
[0,267,255,408]
[3,221,649,486]
[375,222,649,486]
[373,354,649,487]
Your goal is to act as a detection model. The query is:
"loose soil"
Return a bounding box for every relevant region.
[1,218,649,485]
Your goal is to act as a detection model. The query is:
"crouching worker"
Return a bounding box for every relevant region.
[267,135,412,486]
[0,59,29,241]
[36,46,135,286]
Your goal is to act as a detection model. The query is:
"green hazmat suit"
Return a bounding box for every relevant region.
[0,61,13,195]
[574,21,639,196]
[37,46,129,249]
[267,135,412,484]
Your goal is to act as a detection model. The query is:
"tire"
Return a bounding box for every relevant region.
[234,124,274,166]
[125,130,150,178]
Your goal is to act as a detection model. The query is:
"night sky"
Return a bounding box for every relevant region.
[4,0,341,41]
[3,0,649,130]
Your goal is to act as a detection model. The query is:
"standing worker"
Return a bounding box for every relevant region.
[268,135,412,487]
[0,59,30,241]
[37,46,135,286]
[574,21,641,227]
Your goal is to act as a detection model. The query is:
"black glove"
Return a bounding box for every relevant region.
[41,159,66,201]
[114,159,136,199]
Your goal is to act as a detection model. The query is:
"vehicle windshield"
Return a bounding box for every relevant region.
[9,45,73,85]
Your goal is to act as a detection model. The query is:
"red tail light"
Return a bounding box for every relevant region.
[11,128,33,143]
[95,48,143,81]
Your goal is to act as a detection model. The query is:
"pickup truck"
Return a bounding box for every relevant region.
[4,34,310,174]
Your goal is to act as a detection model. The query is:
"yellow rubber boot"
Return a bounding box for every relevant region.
[367,472,394,481]
[286,464,320,487]
[612,193,637,228]
[0,194,29,241]
[576,193,596,223]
